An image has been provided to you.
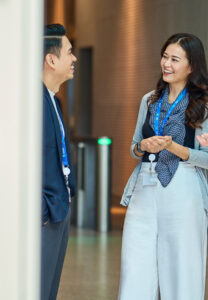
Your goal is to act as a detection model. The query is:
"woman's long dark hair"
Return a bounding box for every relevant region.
[149,33,208,128]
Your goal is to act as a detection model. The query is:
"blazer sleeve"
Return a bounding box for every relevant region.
[42,193,49,224]
[130,91,153,159]
[187,117,208,169]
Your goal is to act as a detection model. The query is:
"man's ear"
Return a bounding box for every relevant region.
[45,53,56,70]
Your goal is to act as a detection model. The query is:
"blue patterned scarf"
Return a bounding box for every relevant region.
[149,87,189,187]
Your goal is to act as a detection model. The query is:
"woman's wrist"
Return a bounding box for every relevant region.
[139,140,145,152]
[134,143,144,157]
[166,141,190,160]
[165,139,173,151]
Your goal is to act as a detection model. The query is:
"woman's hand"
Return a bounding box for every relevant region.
[196,133,208,147]
[146,136,189,160]
[140,136,172,153]
[160,136,173,149]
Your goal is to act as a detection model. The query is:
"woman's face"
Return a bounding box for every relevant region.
[160,43,191,87]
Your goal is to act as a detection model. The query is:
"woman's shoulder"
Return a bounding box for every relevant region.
[139,90,155,109]
[141,90,155,102]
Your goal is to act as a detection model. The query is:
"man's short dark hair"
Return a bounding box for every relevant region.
[43,24,66,58]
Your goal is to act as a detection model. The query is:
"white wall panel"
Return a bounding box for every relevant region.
[0,0,43,299]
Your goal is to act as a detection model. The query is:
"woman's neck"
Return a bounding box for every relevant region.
[168,83,186,103]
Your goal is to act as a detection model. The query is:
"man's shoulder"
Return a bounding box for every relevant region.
[43,83,48,94]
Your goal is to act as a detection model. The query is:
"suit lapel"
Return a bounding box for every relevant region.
[43,85,63,167]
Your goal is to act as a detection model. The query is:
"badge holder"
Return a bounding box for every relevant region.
[63,166,70,186]
[142,154,157,186]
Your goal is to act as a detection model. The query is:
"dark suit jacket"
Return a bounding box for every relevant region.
[42,84,75,223]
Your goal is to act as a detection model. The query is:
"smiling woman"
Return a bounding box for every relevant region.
[161,43,191,100]
[118,33,208,300]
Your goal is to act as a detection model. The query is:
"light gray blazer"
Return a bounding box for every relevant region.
[121,91,208,212]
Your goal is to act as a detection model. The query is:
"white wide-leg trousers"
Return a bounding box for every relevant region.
[118,163,207,300]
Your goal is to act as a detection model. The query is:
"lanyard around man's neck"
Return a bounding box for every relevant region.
[48,89,70,178]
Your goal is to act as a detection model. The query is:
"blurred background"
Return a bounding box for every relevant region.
[1,0,208,299]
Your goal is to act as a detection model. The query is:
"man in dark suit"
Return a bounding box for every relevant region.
[41,24,77,300]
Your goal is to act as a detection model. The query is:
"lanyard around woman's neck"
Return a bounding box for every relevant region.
[154,88,187,136]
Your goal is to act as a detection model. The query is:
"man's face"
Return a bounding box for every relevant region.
[54,36,77,82]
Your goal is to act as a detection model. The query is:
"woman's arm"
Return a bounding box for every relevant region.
[130,91,154,159]
[165,119,208,168]
[165,141,190,160]
[187,119,208,169]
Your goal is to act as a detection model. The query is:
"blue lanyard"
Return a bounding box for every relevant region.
[56,109,69,167]
[154,88,187,136]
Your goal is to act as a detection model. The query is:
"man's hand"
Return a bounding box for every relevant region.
[196,133,208,147]
[43,220,49,227]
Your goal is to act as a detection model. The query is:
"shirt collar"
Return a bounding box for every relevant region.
[47,88,55,99]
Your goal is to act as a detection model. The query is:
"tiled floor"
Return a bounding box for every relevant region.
[57,228,208,300]
[57,228,122,300]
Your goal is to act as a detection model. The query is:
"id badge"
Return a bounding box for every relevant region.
[142,172,157,186]
[142,153,158,186]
